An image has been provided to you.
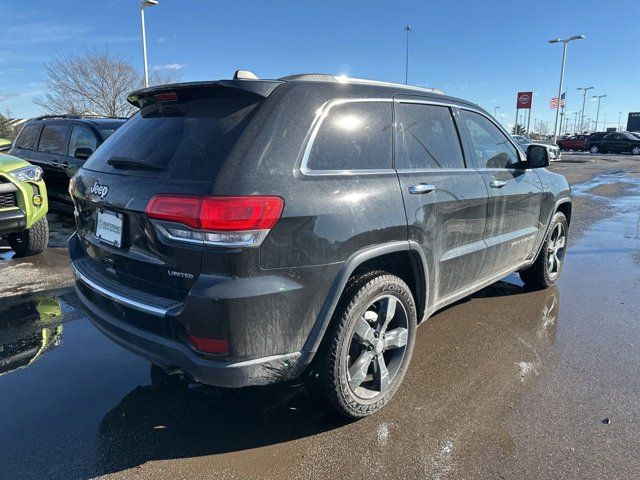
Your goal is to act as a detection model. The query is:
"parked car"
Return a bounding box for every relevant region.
[69,73,572,418]
[9,115,126,211]
[512,135,562,161]
[599,132,640,155]
[0,139,11,153]
[0,154,49,256]
[556,134,588,151]
[585,132,610,153]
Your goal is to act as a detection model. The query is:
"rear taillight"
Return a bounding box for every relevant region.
[188,335,229,355]
[145,195,284,247]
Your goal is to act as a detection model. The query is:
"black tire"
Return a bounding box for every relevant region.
[7,217,49,256]
[590,145,599,154]
[316,270,417,418]
[520,212,568,288]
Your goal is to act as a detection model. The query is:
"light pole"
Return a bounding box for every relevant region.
[493,106,501,119]
[603,112,607,131]
[404,26,412,85]
[140,0,158,88]
[548,35,585,142]
[592,94,607,131]
[577,86,594,132]
[618,111,622,131]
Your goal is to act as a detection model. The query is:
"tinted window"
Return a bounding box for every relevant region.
[68,125,99,157]
[99,128,117,140]
[15,124,41,150]
[307,101,392,171]
[396,103,464,169]
[84,92,261,180]
[461,110,520,169]
[38,125,69,155]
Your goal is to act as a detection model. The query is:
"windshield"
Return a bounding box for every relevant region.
[83,92,262,180]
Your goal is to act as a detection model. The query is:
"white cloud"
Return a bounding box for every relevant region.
[157,36,167,44]
[153,63,187,71]
[1,22,90,45]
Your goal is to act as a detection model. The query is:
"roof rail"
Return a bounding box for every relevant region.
[278,73,444,95]
[33,114,81,121]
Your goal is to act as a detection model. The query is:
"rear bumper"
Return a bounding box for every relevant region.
[68,232,324,387]
[0,208,26,235]
[75,283,310,387]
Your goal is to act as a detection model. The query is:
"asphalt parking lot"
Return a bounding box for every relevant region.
[1,152,639,479]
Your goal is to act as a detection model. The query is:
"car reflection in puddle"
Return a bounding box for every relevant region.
[0,297,66,377]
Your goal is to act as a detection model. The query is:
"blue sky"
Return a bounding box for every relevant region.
[1,0,638,131]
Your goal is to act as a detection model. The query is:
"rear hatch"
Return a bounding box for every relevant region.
[72,82,277,301]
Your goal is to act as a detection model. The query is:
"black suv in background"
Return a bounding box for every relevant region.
[598,132,640,155]
[9,115,126,211]
[585,131,611,153]
[69,74,571,418]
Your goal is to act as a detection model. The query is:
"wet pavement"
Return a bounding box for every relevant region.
[1,158,640,479]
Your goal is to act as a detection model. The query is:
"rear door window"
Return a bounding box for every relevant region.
[395,103,465,169]
[306,101,393,171]
[460,110,520,169]
[83,92,262,180]
[68,125,99,157]
[38,125,70,155]
[15,124,41,150]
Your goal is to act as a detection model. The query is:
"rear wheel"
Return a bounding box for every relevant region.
[590,145,599,154]
[7,217,49,256]
[520,212,568,288]
[316,271,417,418]
[632,146,640,155]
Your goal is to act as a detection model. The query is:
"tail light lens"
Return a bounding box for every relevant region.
[145,195,284,247]
[188,335,229,355]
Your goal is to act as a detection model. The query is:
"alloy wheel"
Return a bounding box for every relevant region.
[346,295,409,399]
[547,223,566,279]
[632,146,640,155]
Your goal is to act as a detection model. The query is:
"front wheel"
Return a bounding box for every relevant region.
[316,271,417,418]
[7,217,49,256]
[520,212,568,288]
[590,145,599,154]
[632,146,640,156]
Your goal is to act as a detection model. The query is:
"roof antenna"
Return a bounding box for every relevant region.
[233,70,259,80]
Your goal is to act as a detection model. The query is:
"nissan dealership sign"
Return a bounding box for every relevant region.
[516,91,533,109]
[628,112,640,131]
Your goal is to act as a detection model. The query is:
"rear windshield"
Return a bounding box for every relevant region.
[83,91,262,180]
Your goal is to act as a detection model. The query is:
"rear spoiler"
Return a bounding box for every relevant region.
[127,80,283,108]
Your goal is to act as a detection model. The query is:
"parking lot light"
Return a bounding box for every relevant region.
[140,0,159,88]
[592,95,607,131]
[548,35,586,142]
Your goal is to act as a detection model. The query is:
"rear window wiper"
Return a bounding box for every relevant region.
[107,157,166,171]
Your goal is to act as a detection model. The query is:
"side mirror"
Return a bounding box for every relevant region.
[527,145,549,168]
[74,147,93,160]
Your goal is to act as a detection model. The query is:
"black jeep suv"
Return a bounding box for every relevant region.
[9,115,125,211]
[69,74,571,418]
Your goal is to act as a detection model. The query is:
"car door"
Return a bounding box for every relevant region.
[36,123,71,200]
[394,98,488,302]
[457,108,543,278]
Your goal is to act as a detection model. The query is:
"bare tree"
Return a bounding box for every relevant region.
[34,50,179,118]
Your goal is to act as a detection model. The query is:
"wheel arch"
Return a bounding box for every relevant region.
[301,241,428,355]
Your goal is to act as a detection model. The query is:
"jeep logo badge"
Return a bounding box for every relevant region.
[90,181,109,199]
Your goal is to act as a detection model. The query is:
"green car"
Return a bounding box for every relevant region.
[0,154,49,256]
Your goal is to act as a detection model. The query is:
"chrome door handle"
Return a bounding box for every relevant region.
[60,161,69,170]
[409,183,436,195]
[489,179,507,188]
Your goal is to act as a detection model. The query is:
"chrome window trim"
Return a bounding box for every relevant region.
[300,98,395,176]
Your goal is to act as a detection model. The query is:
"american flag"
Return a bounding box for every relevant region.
[550,92,566,109]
